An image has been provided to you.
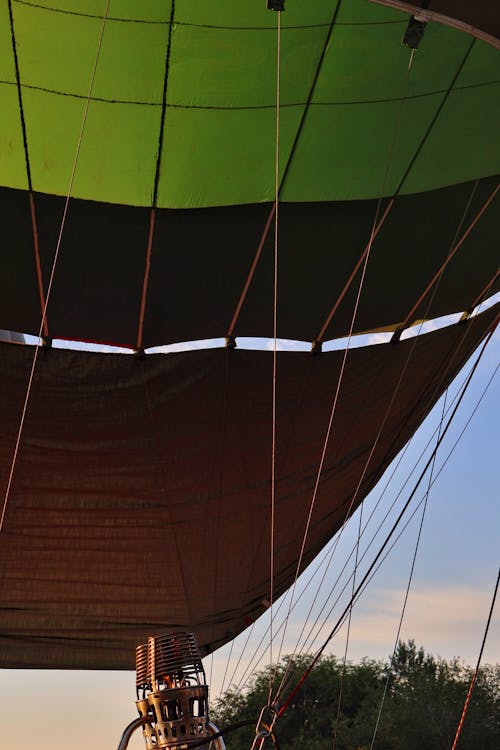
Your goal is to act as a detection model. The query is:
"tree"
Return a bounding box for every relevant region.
[210,642,499,749]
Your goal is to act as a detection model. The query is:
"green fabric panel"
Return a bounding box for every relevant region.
[24,90,160,204]
[401,83,500,194]
[455,39,500,87]
[174,0,335,28]
[314,21,471,103]
[158,105,305,208]
[14,2,167,102]
[2,1,499,207]
[336,0,404,24]
[0,2,15,81]
[280,94,442,201]
[167,23,328,109]
[0,84,29,189]
[17,0,171,22]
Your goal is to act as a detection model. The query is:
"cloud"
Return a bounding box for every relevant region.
[206,583,499,697]
[345,584,500,665]
[366,332,391,346]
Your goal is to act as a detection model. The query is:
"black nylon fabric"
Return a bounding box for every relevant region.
[0,178,498,347]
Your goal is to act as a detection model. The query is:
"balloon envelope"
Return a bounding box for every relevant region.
[0,1,498,668]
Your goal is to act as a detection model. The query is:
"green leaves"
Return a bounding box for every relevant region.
[210,642,500,749]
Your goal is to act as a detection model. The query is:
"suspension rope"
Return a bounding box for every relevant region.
[219,638,235,699]
[0,0,111,535]
[272,307,495,699]
[233,543,340,695]
[462,269,500,320]
[266,5,281,710]
[271,54,414,703]
[450,568,500,750]
[315,35,473,348]
[292,314,496,669]
[280,52,498,664]
[210,349,232,689]
[265,335,497,704]
[226,204,276,340]
[355,358,499,649]
[7,1,48,337]
[369,388,448,749]
[226,621,256,694]
[394,182,499,337]
[228,26,492,711]
[228,342,492,695]
[136,0,176,351]
[28,193,48,339]
[136,208,156,351]
[314,199,393,346]
[318,184,493,699]
[227,0,344,342]
[287,286,451,618]
[332,503,364,750]
[276,326,495,719]
[393,177,480,341]
[225,30,474,700]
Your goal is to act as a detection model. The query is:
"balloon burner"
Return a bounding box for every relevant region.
[134,632,212,749]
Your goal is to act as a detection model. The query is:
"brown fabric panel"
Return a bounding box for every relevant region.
[0,305,497,669]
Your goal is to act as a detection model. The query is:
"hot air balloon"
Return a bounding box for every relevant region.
[0,7,498,742]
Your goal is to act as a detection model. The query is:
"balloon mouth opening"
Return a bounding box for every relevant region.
[1,291,498,355]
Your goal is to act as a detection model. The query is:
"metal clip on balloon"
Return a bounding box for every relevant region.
[402,15,427,49]
[251,704,279,749]
[118,631,225,750]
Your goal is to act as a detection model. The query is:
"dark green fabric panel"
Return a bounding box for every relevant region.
[456,35,500,86]
[36,194,151,347]
[1,179,497,346]
[402,83,500,195]
[234,178,500,343]
[337,0,403,24]
[0,188,41,334]
[143,203,272,348]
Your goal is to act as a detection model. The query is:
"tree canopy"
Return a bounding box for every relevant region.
[211,641,500,749]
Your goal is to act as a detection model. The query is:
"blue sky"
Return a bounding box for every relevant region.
[0,317,498,750]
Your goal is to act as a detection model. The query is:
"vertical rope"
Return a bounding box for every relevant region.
[271,48,414,706]
[0,0,111,534]
[7,1,48,337]
[369,389,449,749]
[268,6,281,699]
[136,0,176,350]
[276,325,496,718]
[395,181,498,337]
[450,568,499,750]
[332,503,363,750]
